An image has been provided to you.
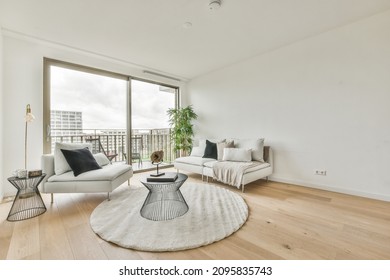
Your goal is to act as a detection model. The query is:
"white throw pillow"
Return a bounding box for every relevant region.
[217,140,234,160]
[190,146,204,157]
[93,152,110,166]
[222,148,252,162]
[235,138,265,162]
[54,142,92,175]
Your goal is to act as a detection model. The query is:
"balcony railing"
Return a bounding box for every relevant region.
[50,128,176,164]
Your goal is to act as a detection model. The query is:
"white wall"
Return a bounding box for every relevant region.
[1,34,186,197]
[0,30,4,201]
[187,10,390,201]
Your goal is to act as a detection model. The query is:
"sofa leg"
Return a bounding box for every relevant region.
[107,192,111,201]
[242,184,245,193]
[51,193,54,203]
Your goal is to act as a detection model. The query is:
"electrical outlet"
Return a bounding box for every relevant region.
[315,170,327,176]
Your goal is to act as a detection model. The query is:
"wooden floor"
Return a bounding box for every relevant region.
[1,168,390,260]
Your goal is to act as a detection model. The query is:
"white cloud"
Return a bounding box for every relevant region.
[51,66,175,130]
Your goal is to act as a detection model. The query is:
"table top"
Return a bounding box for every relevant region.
[140,172,188,185]
[8,173,46,181]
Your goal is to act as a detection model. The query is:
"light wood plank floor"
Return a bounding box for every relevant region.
[1,168,390,260]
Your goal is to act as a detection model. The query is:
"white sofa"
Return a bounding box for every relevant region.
[40,145,133,202]
[174,139,273,192]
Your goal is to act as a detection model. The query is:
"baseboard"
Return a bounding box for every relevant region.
[269,176,390,202]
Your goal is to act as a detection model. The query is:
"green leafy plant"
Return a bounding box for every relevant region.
[167,105,198,156]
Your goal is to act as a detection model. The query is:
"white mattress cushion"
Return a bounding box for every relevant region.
[175,156,217,166]
[48,163,132,182]
[203,161,217,168]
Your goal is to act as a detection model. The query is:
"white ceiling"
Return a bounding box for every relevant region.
[1,0,390,80]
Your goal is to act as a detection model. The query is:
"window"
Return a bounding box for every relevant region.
[43,59,179,171]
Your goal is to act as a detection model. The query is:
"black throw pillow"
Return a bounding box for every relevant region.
[202,140,217,159]
[61,147,102,176]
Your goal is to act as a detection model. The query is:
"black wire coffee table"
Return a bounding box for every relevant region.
[140,172,188,221]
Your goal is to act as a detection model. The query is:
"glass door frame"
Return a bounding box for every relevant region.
[129,77,180,172]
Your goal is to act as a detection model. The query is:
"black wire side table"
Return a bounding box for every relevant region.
[7,174,47,222]
[140,173,188,221]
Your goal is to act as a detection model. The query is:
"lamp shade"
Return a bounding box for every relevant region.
[25,104,35,122]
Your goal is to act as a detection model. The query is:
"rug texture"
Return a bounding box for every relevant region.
[90,183,248,252]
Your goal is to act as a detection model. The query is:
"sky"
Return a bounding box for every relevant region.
[50,66,176,131]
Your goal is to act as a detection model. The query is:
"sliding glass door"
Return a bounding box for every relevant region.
[43,59,179,172]
[131,79,178,171]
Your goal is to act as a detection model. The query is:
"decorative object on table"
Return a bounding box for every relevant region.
[24,104,35,170]
[28,169,43,177]
[147,173,178,182]
[167,105,198,157]
[150,150,165,177]
[90,182,248,251]
[13,169,28,178]
[7,174,47,221]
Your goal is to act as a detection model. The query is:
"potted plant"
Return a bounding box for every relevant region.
[167,105,198,157]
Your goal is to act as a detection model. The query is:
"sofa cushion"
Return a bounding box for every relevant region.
[190,146,204,157]
[203,161,217,168]
[235,138,265,162]
[202,140,218,159]
[54,142,92,175]
[223,148,252,162]
[61,148,102,176]
[93,152,111,166]
[48,164,132,182]
[175,156,216,166]
[217,140,234,160]
[197,138,225,154]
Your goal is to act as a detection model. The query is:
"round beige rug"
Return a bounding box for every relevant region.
[90,183,248,252]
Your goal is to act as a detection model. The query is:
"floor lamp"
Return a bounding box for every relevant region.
[24,104,35,170]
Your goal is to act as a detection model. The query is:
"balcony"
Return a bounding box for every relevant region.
[50,128,176,171]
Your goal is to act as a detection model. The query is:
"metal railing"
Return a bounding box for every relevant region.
[50,128,175,164]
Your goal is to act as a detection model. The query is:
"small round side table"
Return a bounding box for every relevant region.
[7,174,47,222]
[140,173,188,221]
